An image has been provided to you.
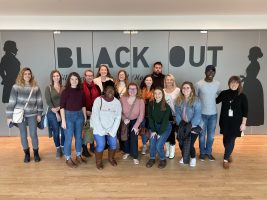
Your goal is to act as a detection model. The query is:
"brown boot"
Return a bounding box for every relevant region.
[108,149,117,166]
[76,155,87,164]
[228,156,233,163]
[223,161,230,169]
[95,151,104,170]
[66,158,78,168]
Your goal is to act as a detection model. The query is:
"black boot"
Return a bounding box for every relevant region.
[90,143,95,153]
[82,144,91,157]
[23,148,30,163]
[33,149,41,162]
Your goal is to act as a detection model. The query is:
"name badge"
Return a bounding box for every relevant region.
[228,109,233,117]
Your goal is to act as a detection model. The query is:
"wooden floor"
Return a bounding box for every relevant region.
[0,135,267,200]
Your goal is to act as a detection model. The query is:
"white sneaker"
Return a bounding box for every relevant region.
[169,145,175,159]
[133,159,139,165]
[179,157,184,164]
[141,145,147,155]
[122,153,130,160]
[190,158,196,167]
[165,142,170,157]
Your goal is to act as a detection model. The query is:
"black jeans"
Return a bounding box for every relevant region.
[123,119,138,159]
[223,135,236,160]
[166,122,176,145]
[178,132,198,164]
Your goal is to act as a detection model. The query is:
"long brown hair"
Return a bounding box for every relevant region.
[16,67,37,87]
[153,87,167,111]
[123,82,141,98]
[228,76,243,95]
[50,70,63,86]
[114,69,129,90]
[176,81,196,106]
[96,64,112,78]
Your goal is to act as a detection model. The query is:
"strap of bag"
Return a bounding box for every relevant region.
[126,98,137,119]
[23,87,34,109]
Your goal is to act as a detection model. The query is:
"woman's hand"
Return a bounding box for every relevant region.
[37,115,41,123]
[61,120,66,129]
[7,118,13,126]
[150,132,157,139]
[240,123,246,132]
[132,127,139,135]
[124,119,130,125]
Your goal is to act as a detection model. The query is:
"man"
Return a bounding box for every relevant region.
[82,69,101,157]
[150,61,165,88]
[195,65,221,161]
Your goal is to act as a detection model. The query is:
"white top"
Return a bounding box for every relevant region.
[93,76,113,92]
[90,96,122,137]
[117,81,127,97]
[195,79,221,115]
[163,87,180,116]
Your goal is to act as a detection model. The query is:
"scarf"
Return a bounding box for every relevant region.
[83,80,101,111]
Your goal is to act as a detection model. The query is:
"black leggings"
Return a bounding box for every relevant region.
[166,122,176,145]
[223,135,236,160]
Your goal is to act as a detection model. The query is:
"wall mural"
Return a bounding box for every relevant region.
[0,31,266,136]
[241,46,264,126]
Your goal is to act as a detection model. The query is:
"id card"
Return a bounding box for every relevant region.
[228,109,233,117]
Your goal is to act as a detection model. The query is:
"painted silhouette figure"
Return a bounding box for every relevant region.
[241,46,264,126]
[0,41,21,103]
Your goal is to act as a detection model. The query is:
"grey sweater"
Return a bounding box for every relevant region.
[6,84,43,118]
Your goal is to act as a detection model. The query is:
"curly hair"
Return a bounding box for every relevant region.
[176,81,196,106]
[16,67,37,87]
[65,72,82,89]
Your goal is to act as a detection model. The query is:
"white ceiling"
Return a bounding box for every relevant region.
[1,0,267,16]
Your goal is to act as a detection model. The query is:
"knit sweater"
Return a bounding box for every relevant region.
[148,101,171,135]
[90,96,122,137]
[6,84,43,118]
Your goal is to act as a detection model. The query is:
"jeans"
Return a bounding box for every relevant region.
[199,114,217,155]
[223,135,236,160]
[178,133,198,164]
[18,116,39,150]
[64,110,84,160]
[47,111,65,148]
[149,122,171,160]
[94,134,117,152]
[123,119,138,159]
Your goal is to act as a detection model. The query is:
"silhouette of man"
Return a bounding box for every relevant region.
[0,40,20,103]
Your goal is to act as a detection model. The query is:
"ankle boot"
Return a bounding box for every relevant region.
[23,148,30,163]
[108,149,117,166]
[165,142,170,158]
[95,151,104,170]
[33,148,41,162]
[90,143,95,153]
[169,144,176,159]
[82,144,91,157]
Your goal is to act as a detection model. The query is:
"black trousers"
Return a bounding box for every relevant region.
[166,122,176,145]
[223,135,236,160]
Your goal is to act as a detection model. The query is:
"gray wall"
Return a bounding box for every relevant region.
[0,30,266,136]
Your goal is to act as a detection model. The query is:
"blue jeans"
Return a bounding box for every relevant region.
[94,134,117,152]
[64,110,84,160]
[18,116,39,150]
[149,122,171,160]
[47,111,65,148]
[199,114,217,155]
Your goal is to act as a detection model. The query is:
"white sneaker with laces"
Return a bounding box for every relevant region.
[133,159,139,165]
[122,153,130,160]
[179,157,184,164]
[141,145,147,155]
[190,158,196,167]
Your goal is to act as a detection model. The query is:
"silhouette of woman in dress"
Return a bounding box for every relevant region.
[0,41,21,103]
[241,46,264,126]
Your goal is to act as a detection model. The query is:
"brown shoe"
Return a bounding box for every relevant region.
[95,151,104,170]
[228,156,233,163]
[223,161,230,169]
[108,149,117,166]
[158,159,167,169]
[146,159,155,168]
[76,155,87,164]
[66,158,78,168]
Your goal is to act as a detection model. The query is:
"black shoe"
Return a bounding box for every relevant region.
[33,149,41,162]
[199,154,205,161]
[146,159,155,168]
[158,159,167,169]
[82,144,92,157]
[206,154,215,161]
[23,148,30,163]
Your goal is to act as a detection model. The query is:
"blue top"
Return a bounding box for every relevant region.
[175,98,202,128]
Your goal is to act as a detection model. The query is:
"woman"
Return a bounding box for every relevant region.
[146,87,171,169]
[6,67,43,163]
[216,76,248,169]
[93,64,113,93]
[60,72,87,168]
[90,80,122,170]
[175,81,202,167]
[163,74,180,159]
[120,83,145,165]
[45,70,65,159]
[114,69,129,98]
[139,75,154,155]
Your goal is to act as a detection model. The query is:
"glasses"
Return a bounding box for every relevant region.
[128,88,137,91]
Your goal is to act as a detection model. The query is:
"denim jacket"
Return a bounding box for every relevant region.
[175,98,202,128]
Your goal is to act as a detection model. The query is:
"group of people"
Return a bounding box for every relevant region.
[5,62,248,170]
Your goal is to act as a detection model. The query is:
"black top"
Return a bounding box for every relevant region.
[151,73,165,89]
[216,89,248,137]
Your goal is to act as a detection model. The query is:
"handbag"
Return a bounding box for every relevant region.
[82,121,94,144]
[38,107,48,129]
[12,87,34,123]
[120,98,137,141]
[176,120,192,141]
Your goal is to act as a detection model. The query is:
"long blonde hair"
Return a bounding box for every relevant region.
[16,67,37,87]
[164,74,177,89]
[176,81,196,106]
